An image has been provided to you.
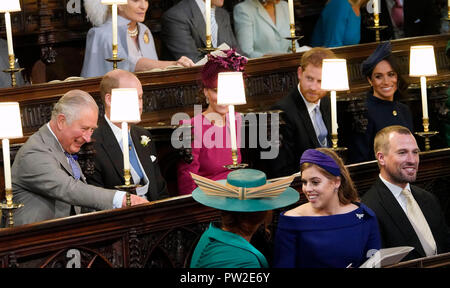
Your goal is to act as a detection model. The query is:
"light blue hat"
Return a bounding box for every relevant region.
[191,169,299,212]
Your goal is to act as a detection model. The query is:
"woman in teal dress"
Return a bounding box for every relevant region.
[189,169,299,268]
[273,148,381,268]
[311,0,369,48]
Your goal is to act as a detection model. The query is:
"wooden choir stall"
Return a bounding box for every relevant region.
[0,0,449,269]
[0,33,449,268]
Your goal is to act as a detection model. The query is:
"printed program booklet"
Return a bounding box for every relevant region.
[359,246,414,268]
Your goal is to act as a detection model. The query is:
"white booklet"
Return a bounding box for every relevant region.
[359,246,414,268]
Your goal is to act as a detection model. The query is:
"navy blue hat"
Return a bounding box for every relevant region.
[361,42,392,77]
[300,149,340,176]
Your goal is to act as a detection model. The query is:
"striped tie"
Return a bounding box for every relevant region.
[128,133,144,180]
[313,106,328,147]
[210,8,218,47]
[402,188,437,256]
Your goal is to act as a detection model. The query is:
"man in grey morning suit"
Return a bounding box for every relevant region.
[161,0,241,63]
[11,90,147,226]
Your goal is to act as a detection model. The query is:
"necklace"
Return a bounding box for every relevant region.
[128,26,138,37]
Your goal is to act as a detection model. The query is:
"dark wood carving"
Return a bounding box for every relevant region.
[0,148,449,268]
[0,34,449,198]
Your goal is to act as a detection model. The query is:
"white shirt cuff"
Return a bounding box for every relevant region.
[113,191,127,209]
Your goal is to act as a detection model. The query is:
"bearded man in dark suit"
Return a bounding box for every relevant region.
[267,47,336,178]
[362,125,450,261]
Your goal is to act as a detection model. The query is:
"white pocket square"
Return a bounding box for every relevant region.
[151,155,157,162]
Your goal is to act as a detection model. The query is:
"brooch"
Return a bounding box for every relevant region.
[356,213,364,219]
[144,30,149,44]
[392,110,397,116]
[141,135,151,147]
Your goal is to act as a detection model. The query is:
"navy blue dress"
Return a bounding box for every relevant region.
[348,93,414,163]
[273,203,381,268]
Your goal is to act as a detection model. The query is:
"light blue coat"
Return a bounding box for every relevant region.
[233,0,296,58]
[80,15,158,78]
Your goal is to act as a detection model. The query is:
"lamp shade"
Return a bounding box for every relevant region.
[101,0,128,4]
[216,72,247,105]
[0,102,23,139]
[0,0,21,12]
[409,45,437,77]
[321,59,349,91]
[110,88,141,123]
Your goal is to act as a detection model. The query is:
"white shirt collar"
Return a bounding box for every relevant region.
[379,174,411,196]
[46,122,66,153]
[379,174,410,213]
[104,114,124,145]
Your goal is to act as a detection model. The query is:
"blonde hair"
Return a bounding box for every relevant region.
[373,125,413,157]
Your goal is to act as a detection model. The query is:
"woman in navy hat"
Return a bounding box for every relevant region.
[273,148,381,268]
[190,169,299,268]
[347,41,413,163]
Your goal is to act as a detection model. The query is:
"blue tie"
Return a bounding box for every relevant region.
[210,8,218,47]
[65,152,81,180]
[313,106,328,147]
[128,134,144,180]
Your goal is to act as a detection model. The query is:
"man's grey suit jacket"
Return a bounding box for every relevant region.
[11,124,116,226]
[161,0,241,62]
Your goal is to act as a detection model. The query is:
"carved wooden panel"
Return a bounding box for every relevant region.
[0,148,449,268]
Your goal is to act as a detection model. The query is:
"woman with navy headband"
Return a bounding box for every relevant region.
[273,148,381,268]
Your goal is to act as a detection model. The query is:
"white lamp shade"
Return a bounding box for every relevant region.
[110,88,141,123]
[101,0,128,4]
[409,45,437,77]
[216,72,247,105]
[0,0,21,12]
[321,59,349,91]
[0,102,23,139]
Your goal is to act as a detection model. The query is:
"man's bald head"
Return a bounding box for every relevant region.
[99,69,143,117]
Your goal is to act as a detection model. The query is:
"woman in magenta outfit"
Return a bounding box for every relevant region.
[273,148,381,268]
[177,50,247,195]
